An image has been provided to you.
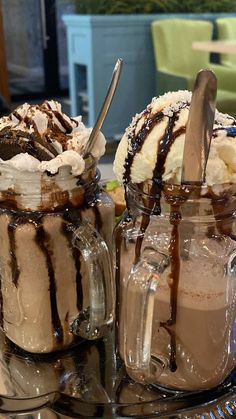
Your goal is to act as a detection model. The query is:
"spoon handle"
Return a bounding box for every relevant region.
[181,69,217,185]
[84,58,123,157]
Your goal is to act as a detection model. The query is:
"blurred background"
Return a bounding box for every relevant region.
[1,1,73,105]
[0,0,236,177]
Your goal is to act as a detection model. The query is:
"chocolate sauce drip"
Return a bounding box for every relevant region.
[160,203,181,372]
[92,205,103,232]
[35,223,63,345]
[12,111,23,122]
[0,209,64,344]
[134,114,185,263]
[160,322,177,372]
[114,225,123,337]
[134,213,150,265]
[0,274,3,329]
[87,205,108,320]
[123,111,164,185]
[151,123,186,209]
[24,115,32,129]
[8,220,20,287]
[129,110,186,370]
[53,111,74,133]
[120,105,188,371]
[167,208,181,325]
[96,338,107,390]
[62,222,83,312]
[72,247,83,312]
[124,186,131,218]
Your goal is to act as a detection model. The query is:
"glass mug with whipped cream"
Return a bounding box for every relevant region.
[0,101,114,353]
[114,91,236,391]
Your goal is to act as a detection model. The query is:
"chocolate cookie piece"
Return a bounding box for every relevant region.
[0,131,55,161]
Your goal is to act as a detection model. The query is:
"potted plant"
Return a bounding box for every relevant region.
[72,0,236,14]
[62,0,236,138]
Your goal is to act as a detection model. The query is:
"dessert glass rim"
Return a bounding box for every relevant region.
[0,158,102,213]
[0,156,99,183]
[126,181,236,221]
[127,181,236,202]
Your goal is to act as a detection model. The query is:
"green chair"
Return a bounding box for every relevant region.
[151,19,236,117]
[216,17,236,67]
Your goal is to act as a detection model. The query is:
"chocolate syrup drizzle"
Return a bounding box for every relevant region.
[2,210,64,344]
[0,187,104,346]
[35,223,64,345]
[160,202,182,372]
[0,101,79,161]
[8,220,20,287]
[123,111,164,187]
[62,221,83,312]
[0,274,3,329]
[92,205,103,232]
[55,111,74,133]
[114,221,126,344]
[117,103,189,372]
[148,117,186,372]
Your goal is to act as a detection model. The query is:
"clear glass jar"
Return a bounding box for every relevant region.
[0,161,115,353]
[115,182,236,391]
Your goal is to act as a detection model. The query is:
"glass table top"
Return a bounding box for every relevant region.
[0,331,236,418]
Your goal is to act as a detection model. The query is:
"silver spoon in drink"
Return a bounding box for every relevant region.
[181,69,217,185]
[83,58,123,158]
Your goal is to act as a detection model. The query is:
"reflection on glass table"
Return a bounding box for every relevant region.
[0,331,235,417]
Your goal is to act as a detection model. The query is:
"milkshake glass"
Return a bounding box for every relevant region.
[0,160,114,354]
[113,88,236,391]
[115,182,236,391]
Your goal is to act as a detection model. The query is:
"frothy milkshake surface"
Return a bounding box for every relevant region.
[0,101,114,353]
[114,90,236,391]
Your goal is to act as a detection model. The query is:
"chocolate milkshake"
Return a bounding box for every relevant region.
[113,90,236,391]
[0,101,114,353]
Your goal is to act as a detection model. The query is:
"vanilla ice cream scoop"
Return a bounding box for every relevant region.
[0,100,106,176]
[113,91,236,187]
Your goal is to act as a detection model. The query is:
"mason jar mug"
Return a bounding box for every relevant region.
[115,182,236,391]
[0,161,115,353]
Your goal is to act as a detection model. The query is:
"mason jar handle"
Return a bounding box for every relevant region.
[70,219,114,340]
[124,260,168,383]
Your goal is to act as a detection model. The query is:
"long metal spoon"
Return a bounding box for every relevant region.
[83,58,123,158]
[181,69,217,185]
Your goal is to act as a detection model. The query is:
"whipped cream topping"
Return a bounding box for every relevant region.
[0,100,106,175]
[113,90,236,186]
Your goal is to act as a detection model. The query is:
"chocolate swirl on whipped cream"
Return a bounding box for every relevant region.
[123,111,164,186]
[0,100,107,180]
[131,105,188,265]
[0,101,79,161]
